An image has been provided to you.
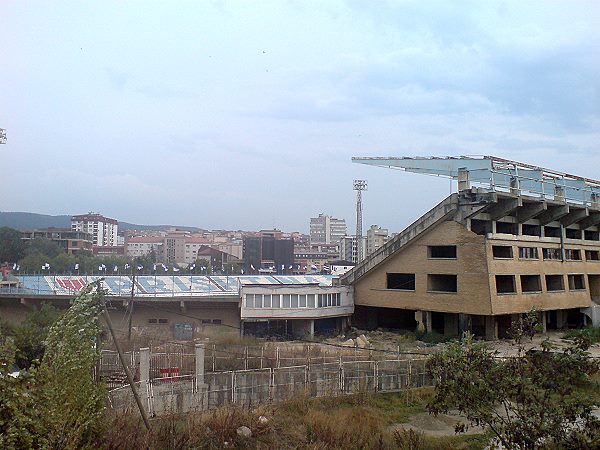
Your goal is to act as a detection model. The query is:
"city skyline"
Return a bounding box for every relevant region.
[1,1,598,232]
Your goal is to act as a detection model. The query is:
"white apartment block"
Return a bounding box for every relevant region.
[339,235,367,264]
[309,214,347,245]
[367,225,389,255]
[71,213,118,247]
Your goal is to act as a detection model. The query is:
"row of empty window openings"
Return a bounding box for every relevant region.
[148,318,222,324]
[245,293,341,308]
[492,246,600,261]
[471,220,600,241]
[387,273,457,293]
[495,274,587,294]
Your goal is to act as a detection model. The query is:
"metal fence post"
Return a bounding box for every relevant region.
[212,344,216,372]
[231,371,236,403]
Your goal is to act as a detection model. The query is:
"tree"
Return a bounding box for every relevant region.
[12,304,62,369]
[24,237,63,259]
[427,312,600,449]
[0,227,25,263]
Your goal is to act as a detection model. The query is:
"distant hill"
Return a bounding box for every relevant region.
[0,211,202,233]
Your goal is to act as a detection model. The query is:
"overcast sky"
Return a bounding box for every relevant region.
[2,1,599,233]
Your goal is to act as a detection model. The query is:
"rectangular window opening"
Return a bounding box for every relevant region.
[565,228,582,240]
[496,275,516,294]
[428,245,457,259]
[545,275,564,292]
[492,245,513,259]
[496,222,518,235]
[522,224,541,237]
[471,219,492,236]
[544,226,561,238]
[518,247,539,259]
[386,273,416,290]
[542,248,562,260]
[427,274,457,293]
[585,250,600,261]
[520,275,542,293]
[568,274,586,290]
[565,249,582,261]
[584,230,599,241]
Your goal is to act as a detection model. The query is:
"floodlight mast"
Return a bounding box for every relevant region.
[0,128,6,144]
[353,180,367,262]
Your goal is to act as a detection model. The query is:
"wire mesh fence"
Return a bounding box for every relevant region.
[107,358,433,416]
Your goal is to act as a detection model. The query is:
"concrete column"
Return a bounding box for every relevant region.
[485,316,498,340]
[415,311,425,333]
[308,319,315,338]
[140,347,150,382]
[540,311,547,333]
[424,311,433,334]
[556,310,567,329]
[491,221,497,234]
[195,343,205,385]
[458,168,470,191]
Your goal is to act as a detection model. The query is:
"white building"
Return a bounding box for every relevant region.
[367,225,389,255]
[71,213,118,247]
[310,214,347,245]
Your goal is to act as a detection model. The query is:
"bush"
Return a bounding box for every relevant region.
[563,327,600,346]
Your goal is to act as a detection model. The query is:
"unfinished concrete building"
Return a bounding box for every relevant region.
[341,156,600,339]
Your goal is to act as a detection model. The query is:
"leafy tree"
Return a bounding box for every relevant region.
[24,237,63,258]
[37,282,105,448]
[0,227,25,263]
[427,312,600,449]
[13,303,62,369]
[195,258,212,274]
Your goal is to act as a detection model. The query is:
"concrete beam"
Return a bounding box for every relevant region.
[516,202,547,223]
[487,198,522,221]
[561,208,589,227]
[537,205,570,226]
[579,212,600,230]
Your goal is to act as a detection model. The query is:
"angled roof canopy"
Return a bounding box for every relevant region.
[352,155,600,206]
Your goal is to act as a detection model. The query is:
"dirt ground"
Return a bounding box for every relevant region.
[390,410,486,437]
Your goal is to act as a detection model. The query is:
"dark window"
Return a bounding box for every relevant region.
[496,222,518,235]
[471,219,492,236]
[565,228,582,240]
[545,275,564,291]
[542,248,562,260]
[496,275,516,294]
[565,249,582,261]
[492,245,513,258]
[568,274,586,290]
[584,230,599,241]
[158,318,168,324]
[201,319,211,324]
[544,226,561,238]
[520,275,542,293]
[212,319,222,324]
[386,273,416,290]
[427,274,457,293]
[518,247,539,259]
[428,245,457,259]
[148,318,158,324]
[585,250,600,261]
[522,224,541,237]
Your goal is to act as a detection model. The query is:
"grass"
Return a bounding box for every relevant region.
[101,389,493,449]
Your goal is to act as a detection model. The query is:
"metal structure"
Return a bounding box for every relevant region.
[353,180,367,262]
[352,156,600,207]
[0,128,6,144]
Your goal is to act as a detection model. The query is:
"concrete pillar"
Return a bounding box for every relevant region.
[485,316,498,340]
[444,313,459,337]
[556,310,567,329]
[140,347,150,382]
[491,221,497,234]
[458,168,470,191]
[555,186,565,202]
[540,311,547,333]
[424,311,433,334]
[308,319,315,338]
[415,311,425,333]
[195,343,205,385]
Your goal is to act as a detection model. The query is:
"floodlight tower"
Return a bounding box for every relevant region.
[353,179,367,262]
[0,128,6,144]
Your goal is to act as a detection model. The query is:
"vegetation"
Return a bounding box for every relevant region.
[0,283,106,449]
[427,310,600,449]
[563,326,600,346]
[0,227,25,263]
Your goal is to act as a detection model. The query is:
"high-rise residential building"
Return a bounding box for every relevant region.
[339,235,367,264]
[310,214,347,244]
[243,230,294,274]
[367,225,389,255]
[71,213,118,247]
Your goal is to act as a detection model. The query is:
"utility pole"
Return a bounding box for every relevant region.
[103,301,151,430]
[353,179,367,263]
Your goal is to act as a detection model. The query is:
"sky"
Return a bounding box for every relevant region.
[1,0,599,233]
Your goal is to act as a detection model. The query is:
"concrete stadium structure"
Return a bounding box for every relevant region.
[0,275,353,339]
[341,156,600,338]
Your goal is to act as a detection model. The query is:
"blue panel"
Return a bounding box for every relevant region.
[353,157,492,178]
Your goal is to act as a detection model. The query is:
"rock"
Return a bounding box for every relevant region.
[342,339,355,347]
[356,334,370,348]
[236,426,252,438]
[258,415,268,424]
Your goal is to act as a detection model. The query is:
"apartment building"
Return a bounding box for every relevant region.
[21,228,93,254]
[310,214,347,245]
[366,225,389,255]
[342,156,600,338]
[71,213,118,247]
[339,235,367,264]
